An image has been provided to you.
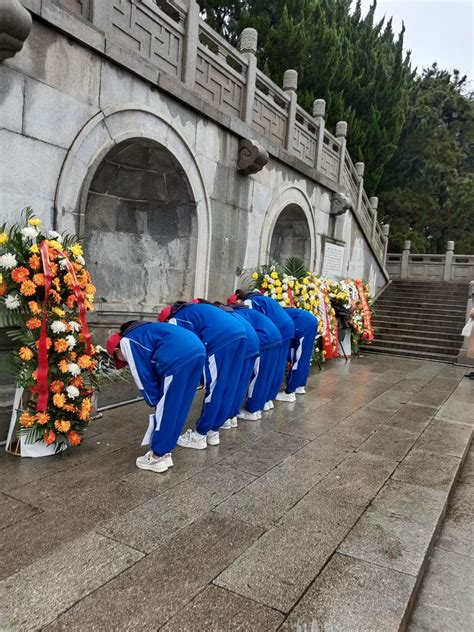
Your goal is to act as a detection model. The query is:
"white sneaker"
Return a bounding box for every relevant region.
[295,386,306,395]
[230,416,238,428]
[207,430,220,446]
[136,451,169,473]
[221,419,232,430]
[263,401,271,411]
[164,453,173,467]
[276,391,296,403]
[267,400,274,409]
[237,409,262,421]
[177,429,207,450]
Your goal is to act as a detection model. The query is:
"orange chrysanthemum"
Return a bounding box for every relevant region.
[32,273,45,286]
[35,337,52,350]
[69,351,77,361]
[26,317,42,330]
[54,339,68,353]
[50,380,64,394]
[58,359,69,373]
[32,370,38,381]
[0,282,7,297]
[20,280,37,296]
[66,295,76,309]
[85,283,96,296]
[35,412,50,426]
[44,429,56,445]
[63,273,74,289]
[54,419,70,433]
[28,254,41,270]
[50,289,61,304]
[73,262,83,272]
[67,430,81,446]
[52,278,61,291]
[77,354,92,369]
[52,393,66,408]
[50,263,58,276]
[70,376,84,388]
[28,300,42,315]
[11,267,30,283]
[19,412,35,428]
[18,346,34,361]
[84,299,94,311]
[63,404,77,413]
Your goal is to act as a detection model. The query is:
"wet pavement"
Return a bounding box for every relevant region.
[0,354,472,631]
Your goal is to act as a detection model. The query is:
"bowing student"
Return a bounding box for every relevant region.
[106,321,205,473]
[282,307,319,399]
[158,301,247,449]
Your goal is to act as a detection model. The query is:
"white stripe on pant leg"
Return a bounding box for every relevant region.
[292,336,304,371]
[204,354,218,404]
[141,375,174,446]
[141,414,155,447]
[247,356,260,398]
[120,338,144,390]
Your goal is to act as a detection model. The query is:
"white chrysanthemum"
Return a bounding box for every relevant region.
[58,258,68,270]
[282,292,288,300]
[21,227,38,241]
[67,363,80,376]
[66,335,76,349]
[47,230,63,242]
[76,255,85,265]
[5,294,21,309]
[0,253,18,269]
[69,321,81,332]
[279,301,286,307]
[66,385,80,399]
[51,320,67,334]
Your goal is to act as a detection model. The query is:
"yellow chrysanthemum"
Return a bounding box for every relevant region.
[28,218,42,227]
[251,272,259,280]
[52,307,66,317]
[270,271,278,279]
[70,243,83,258]
[0,232,7,245]
[48,240,63,251]
[29,244,39,254]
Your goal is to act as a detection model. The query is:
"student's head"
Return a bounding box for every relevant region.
[105,331,128,369]
[158,306,172,322]
[227,289,246,305]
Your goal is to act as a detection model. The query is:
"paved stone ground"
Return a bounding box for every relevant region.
[0,354,472,631]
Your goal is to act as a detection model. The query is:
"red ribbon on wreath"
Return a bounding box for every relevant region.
[36,242,92,411]
[287,286,296,307]
[355,279,374,341]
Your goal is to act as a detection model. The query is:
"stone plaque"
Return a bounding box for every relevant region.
[322,242,345,278]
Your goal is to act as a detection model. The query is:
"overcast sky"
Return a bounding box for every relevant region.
[356,0,473,79]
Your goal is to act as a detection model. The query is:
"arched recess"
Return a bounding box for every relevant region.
[55,105,211,309]
[259,185,316,270]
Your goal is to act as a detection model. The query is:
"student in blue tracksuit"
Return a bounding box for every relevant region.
[228,290,295,407]
[226,303,282,420]
[283,308,319,398]
[158,301,247,449]
[106,321,206,473]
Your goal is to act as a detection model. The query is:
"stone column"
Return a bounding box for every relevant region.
[0,0,32,62]
[283,69,298,153]
[382,223,390,267]
[313,98,326,171]
[401,240,411,279]
[355,161,365,219]
[182,0,200,89]
[240,28,258,125]
[443,240,455,282]
[335,121,348,184]
[369,196,378,240]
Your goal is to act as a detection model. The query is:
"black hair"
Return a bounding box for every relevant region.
[120,320,138,335]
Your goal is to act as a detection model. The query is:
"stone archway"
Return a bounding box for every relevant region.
[269,204,312,268]
[84,138,197,308]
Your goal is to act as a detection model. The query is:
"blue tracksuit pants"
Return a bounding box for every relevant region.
[268,337,293,400]
[143,355,205,455]
[228,354,260,419]
[246,344,281,413]
[197,339,246,434]
[286,326,318,393]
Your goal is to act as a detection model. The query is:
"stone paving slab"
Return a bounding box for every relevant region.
[280,553,417,632]
[215,490,363,612]
[357,424,419,461]
[436,482,474,559]
[43,513,262,631]
[412,419,472,458]
[0,532,143,631]
[391,449,462,492]
[0,493,40,531]
[370,479,447,526]
[161,585,284,631]
[386,403,437,433]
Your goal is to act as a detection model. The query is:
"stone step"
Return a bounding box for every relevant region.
[375,332,462,351]
[367,337,461,356]
[374,320,464,335]
[381,290,467,300]
[387,281,468,289]
[377,299,466,310]
[375,308,467,320]
[362,344,458,362]
[376,326,463,342]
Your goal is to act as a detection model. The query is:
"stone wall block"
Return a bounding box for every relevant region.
[0,65,24,132]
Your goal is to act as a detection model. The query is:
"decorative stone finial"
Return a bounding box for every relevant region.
[0,0,32,62]
[446,240,454,252]
[330,192,353,216]
[237,139,269,176]
[369,196,379,210]
[239,28,258,55]
[403,240,411,251]
[355,162,365,178]
[312,99,326,119]
[335,121,347,138]
[283,69,298,92]
[382,224,390,237]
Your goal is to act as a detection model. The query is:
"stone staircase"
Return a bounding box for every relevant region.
[365,280,468,362]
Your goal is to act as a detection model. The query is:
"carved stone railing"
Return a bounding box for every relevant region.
[387,241,474,282]
[16,0,389,270]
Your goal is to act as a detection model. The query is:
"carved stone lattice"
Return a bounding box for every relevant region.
[0,0,32,63]
[237,139,269,176]
[331,192,353,216]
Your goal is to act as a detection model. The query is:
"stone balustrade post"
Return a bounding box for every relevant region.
[443,240,455,282]
[382,223,390,267]
[401,240,411,279]
[354,160,365,218]
[313,98,326,171]
[335,121,348,184]
[182,0,200,89]
[283,69,298,153]
[0,0,32,62]
[369,196,378,240]
[239,28,258,125]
